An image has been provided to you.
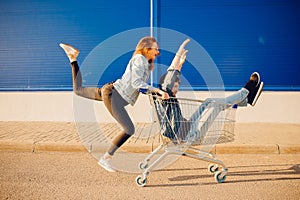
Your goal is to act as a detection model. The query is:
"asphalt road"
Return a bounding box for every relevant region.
[1,151,299,200]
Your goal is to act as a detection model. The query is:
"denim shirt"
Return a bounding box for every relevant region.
[160,67,181,97]
[157,67,189,140]
[113,54,155,105]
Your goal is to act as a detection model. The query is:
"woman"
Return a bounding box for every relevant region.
[60,37,188,172]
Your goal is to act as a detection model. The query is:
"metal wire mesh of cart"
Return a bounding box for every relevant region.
[150,94,237,146]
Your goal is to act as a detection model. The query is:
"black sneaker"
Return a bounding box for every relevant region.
[244,72,264,106]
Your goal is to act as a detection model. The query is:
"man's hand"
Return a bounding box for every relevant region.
[177,38,190,57]
[179,49,188,66]
[170,38,190,71]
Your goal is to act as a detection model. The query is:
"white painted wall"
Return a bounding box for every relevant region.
[0,91,299,123]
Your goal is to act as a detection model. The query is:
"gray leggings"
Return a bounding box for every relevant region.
[108,89,135,155]
[71,61,134,155]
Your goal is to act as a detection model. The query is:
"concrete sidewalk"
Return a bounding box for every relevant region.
[0,121,299,154]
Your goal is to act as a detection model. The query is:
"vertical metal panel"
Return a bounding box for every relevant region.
[0,0,150,91]
[157,0,300,90]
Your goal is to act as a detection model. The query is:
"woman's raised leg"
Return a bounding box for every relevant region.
[60,43,102,101]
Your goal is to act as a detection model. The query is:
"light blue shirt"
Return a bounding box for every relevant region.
[113,54,155,105]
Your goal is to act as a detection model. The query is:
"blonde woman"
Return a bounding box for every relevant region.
[60,37,189,172]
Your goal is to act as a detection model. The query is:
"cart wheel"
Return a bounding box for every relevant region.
[214,171,226,183]
[135,175,147,187]
[139,161,148,170]
[208,164,219,174]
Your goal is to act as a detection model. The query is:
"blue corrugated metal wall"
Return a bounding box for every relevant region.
[0,0,150,91]
[157,0,300,90]
[0,0,299,91]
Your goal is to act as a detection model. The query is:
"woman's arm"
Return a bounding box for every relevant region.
[130,55,169,99]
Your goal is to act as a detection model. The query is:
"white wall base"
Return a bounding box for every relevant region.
[0,91,299,123]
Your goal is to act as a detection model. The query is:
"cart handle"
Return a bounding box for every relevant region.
[139,88,206,103]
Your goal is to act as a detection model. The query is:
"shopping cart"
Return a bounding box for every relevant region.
[135,93,237,187]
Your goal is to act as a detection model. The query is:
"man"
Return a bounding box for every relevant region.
[157,63,264,144]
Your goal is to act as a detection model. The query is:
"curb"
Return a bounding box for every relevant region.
[216,144,279,154]
[1,141,300,154]
[279,144,300,154]
[0,140,34,152]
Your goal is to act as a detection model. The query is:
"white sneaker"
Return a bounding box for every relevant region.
[59,43,80,63]
[98,155,117,172]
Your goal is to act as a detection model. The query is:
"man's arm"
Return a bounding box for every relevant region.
[160,38,189,95]
[169,38,190,70]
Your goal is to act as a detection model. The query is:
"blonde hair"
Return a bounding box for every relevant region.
[133,36,157,57]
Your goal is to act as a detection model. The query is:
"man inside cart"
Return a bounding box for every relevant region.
[158,49,264,144]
